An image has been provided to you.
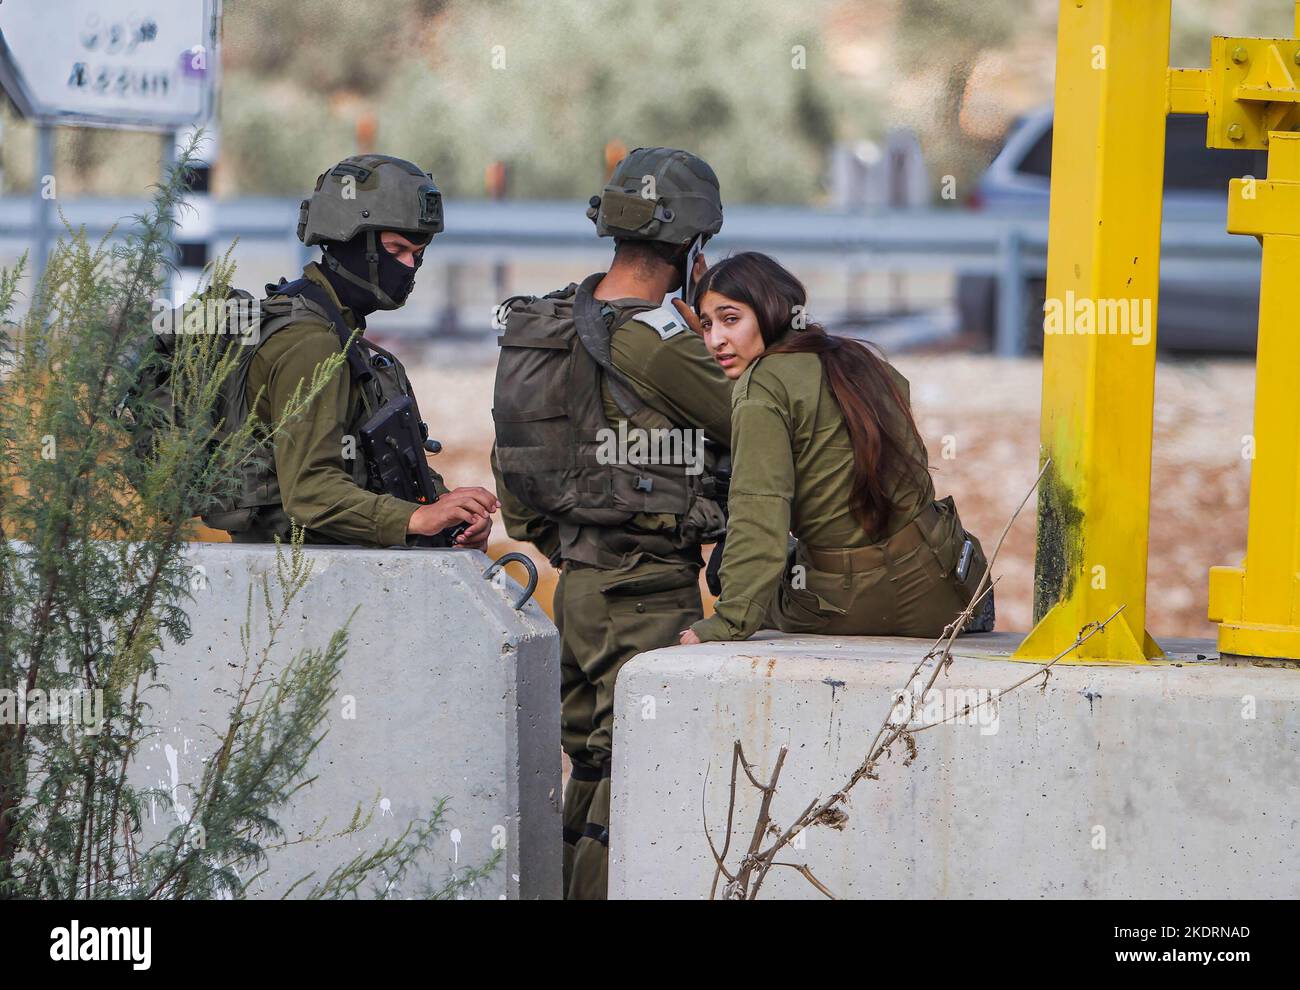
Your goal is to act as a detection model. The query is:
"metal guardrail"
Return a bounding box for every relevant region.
[0,196,1260,356]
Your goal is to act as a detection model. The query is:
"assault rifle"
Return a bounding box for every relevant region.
[358,394,467,548]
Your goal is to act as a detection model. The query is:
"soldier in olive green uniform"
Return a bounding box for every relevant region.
[491,148,732,899]
[202,155,498,548]
[678,252,992,644]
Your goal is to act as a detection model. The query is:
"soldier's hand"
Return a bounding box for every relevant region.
[671,297,705,336]
[407,487,500,538]
[456,512,493,550]
[679,628,702,646]
[691,250,708,284]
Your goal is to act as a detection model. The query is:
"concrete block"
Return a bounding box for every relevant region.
[610,631,1300,899]
[139,543,561,899]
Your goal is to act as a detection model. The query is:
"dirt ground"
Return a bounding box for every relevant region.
[405,348,1256,643]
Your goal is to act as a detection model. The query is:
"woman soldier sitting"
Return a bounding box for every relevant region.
[675,252,993,645]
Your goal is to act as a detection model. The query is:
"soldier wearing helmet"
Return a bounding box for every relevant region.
[205,154,499,548]
[490,147,732,899]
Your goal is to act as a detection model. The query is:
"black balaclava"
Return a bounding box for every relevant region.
[319,229,428,319]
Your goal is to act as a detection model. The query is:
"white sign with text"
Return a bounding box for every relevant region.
[0,0,217,130]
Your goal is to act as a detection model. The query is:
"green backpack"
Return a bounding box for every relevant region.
[492,272,720,529]
[116,280,359,531]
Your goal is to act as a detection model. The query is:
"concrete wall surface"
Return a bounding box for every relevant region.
[138,543,561,899]
[610,631,1300,899]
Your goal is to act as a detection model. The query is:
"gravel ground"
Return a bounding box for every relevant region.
[404,347,1257,642]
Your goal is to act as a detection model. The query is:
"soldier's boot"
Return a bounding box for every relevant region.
[562,760,602,899]
[568,769,612,900]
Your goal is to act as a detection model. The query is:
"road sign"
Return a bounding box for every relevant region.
[0,0,219,131]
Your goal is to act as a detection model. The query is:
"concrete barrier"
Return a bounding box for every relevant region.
[139,543,561,899]
[610,631,1300,899]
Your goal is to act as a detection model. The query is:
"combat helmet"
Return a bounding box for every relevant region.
[297,154,443,246]
[586,147,723,246]
[297,154,443,310]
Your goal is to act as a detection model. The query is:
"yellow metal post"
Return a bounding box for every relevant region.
[1181,23,1300,660]
[1013,0,1169,664]
[1206,65,1300,660]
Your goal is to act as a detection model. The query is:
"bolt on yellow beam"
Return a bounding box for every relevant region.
[1208,130,1300,660]
[1014,0,1168,664]
[1204,36,1300,148]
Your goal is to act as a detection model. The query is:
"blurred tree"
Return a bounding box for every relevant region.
[220,0,855,203]
[223,0,450,96]
[11,0,1287,203]
[893,0,1021,200]
[1169,0,1283,67]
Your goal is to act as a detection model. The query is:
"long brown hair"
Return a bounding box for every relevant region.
[694,252,929,534]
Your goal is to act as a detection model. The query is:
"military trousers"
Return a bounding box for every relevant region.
[554,555,702,900]
[769,497,992,638]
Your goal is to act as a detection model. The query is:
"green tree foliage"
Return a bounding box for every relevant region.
[4,0,850,201]
[4,0,1293,202]
[220,0,853,202]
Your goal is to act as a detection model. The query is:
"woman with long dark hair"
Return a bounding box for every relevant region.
[675,252,992,644]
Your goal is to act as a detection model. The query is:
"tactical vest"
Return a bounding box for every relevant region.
[201,280,419,540]
[492,273,725,563]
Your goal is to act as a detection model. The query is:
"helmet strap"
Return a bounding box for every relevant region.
[321,230,399,309]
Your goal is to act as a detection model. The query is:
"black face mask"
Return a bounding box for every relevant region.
[320,230,425,316]
[375,235,423,307]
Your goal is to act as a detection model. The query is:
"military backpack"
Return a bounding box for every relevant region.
[492,273,722,535]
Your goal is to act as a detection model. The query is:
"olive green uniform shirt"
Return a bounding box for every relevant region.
[494,300,733,565]
[243,264,429,547]
[690,351,932,642]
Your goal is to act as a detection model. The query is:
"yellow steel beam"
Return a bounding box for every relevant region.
[1206,37,1300,149]
[1208,131,1300,660]
[1014,0,1169,664]
[1167,67,1210,115]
